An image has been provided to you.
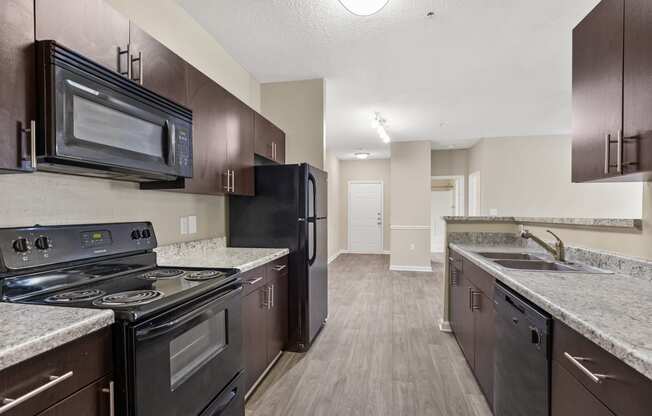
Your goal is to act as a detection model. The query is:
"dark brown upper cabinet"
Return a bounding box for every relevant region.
[0,0,36,173]
[254,113,286,164]
[35,0,129,74]
[226,95,255,196]
[179,65,228,195]
[572,0,652,182]
[128,23,188,106]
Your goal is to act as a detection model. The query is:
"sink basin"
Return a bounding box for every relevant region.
[493,259,577,271]
[493,259,612,274]
[477,252,544,261]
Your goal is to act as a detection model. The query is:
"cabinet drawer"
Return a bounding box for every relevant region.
[241,265,268,296]
[552,361,614,416]
[267,256,288,279]
[0,327,112,416]
[553,321,652,416]
[37,375,113,416]
[462,257,495,298]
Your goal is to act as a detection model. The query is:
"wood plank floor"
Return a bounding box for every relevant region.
[245,254,492,416]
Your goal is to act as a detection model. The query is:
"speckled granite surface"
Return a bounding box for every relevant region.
[449,243,652,381]
[0,304,114,371]
[156,238,289,272]
[443,216,641,229]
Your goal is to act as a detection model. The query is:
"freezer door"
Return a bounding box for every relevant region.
[307,165,328,219]
[307,218,328,343]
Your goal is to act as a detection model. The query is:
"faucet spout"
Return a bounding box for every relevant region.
[520,229,566,262]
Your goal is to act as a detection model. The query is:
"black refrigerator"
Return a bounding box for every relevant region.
[228,163,328,352]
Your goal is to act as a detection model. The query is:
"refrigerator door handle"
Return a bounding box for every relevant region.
[308,219,317,266]
[308,172,317,220]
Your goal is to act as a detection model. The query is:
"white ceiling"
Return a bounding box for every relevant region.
[178,0,600,160]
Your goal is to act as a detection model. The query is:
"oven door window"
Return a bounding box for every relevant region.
[170,310,227,390]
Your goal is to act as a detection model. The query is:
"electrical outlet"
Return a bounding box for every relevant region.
[410,243,415,251]
[188,215,197,234]
[180,216,189,235]
[490,208,498,216]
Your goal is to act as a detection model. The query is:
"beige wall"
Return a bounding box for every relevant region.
[390,141,432,270]
[339,159,392,252]
[468,135,643,218]
[431,149,468,177]
[261,79,325,169]
[0,0,260,245]
[325,151,341,260]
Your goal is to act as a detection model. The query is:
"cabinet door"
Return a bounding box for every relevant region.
[129,23,187,106]
[36,376,113,416]
[551,361,615,416]
[267,262,288,362]
[624,0,652,176]
[254,113,274,160]
[35,0,129,73]
[274,130,286,164]
[182,65,228,195]
[0,0,35,172]
[572,0,624,182]
[473,292,495,409]
[227,95,255,196]
[449,264,475,368]
[243,288,269,394]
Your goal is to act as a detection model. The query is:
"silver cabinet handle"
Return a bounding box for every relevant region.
[0,371,74,414]
[101,381,115,416]
[564,352,608,384]
[604,133,611,174]
[117,45,131,78]
[231,170,235,193]
[617,129,623,174]
[270,284,275,308]
[246,276,263,285]
[272,264,287,271]
[28,120,36,170]
[131,51,143,85]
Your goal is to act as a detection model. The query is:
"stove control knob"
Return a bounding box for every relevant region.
[141,229,151,239]
[13,238,29,253]
[34,236,50,250]
[131,230,142,240]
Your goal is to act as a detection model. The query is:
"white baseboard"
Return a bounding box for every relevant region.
[327,251,343,264]
[342,249,391,255]
[439,319,452,333]
[389,265,433,272]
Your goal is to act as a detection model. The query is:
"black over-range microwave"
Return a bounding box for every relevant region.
[35,40,193,182]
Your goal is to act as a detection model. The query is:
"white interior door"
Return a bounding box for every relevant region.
[348,182,383,252]
[431,190,454,252]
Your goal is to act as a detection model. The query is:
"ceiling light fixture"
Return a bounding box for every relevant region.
[373,112,391,143]
[355,152,371,160]
[338,0,389,16]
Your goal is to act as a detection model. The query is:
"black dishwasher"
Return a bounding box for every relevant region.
[494,282,552,416]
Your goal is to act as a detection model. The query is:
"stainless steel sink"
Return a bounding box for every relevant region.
[477,252,544,261]
[492,259,612,274]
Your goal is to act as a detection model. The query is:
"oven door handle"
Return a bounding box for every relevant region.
[136,285,242,341]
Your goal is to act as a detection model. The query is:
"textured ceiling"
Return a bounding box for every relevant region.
[178,0,600,159]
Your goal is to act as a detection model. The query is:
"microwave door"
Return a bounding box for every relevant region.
[53,69,177,178]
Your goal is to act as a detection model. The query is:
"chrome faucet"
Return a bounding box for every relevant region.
[520,228,566,262]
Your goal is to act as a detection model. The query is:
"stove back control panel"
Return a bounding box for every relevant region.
[0,222,157,272]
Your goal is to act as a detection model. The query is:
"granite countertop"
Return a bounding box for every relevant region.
[0,303,114,371]
[156,239,289,272]
[443,216,642,230]
[449,243,652,381]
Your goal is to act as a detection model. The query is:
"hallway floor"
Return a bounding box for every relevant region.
[245,254,492,416]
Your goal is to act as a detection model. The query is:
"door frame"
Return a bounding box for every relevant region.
[431,175,465,216]
[468,171,481,216]
[347,180,384,253]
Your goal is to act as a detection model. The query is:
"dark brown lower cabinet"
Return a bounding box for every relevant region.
[552,361,614,416]
[448,250,496,408]
[0,327,113,416]
[242,256,289,395]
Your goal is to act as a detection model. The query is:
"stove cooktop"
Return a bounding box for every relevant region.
[3,262,240,322]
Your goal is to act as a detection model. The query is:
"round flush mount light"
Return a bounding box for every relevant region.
[355,152,371,160]
[338,0,390,16]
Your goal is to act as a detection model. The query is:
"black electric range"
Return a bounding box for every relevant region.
[0,222,245,416]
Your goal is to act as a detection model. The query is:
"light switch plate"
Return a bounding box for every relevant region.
[180,216,189,235]
[490,208,498,216]
[188,215,197,234]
